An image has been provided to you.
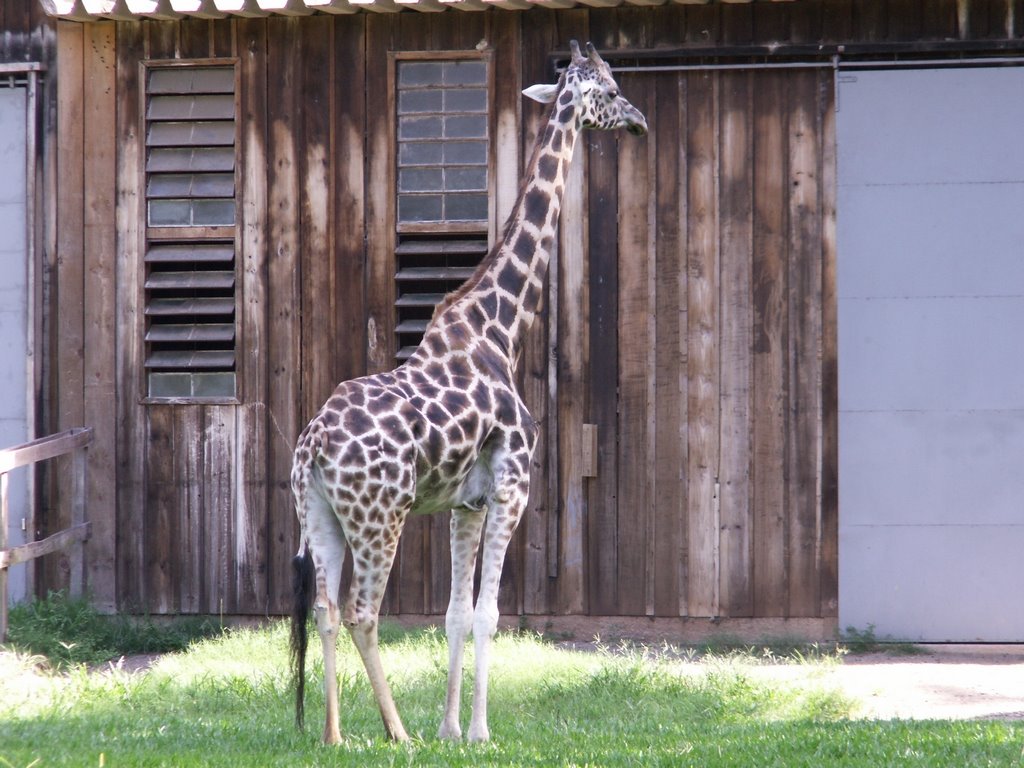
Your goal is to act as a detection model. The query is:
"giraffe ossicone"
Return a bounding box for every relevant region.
[289,39,647,745]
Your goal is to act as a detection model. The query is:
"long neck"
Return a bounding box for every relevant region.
[448,91,581,363]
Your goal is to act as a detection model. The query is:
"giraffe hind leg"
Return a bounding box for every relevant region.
[297,486,349,744]
[343,518,410,742]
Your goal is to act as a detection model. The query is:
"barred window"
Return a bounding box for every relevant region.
[143,64,238,400]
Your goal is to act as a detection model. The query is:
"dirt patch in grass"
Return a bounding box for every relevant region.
[722,644,1024,721]
[556,641,1024,721]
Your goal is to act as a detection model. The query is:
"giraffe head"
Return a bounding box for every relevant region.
[523,40,648,136]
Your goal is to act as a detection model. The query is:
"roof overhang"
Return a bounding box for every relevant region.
[40,0,783,22]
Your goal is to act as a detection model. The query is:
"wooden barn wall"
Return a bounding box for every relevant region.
[42,0,1023,619]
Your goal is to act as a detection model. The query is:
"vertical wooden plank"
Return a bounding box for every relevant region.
[717,70,754,619]
[819,69,839,619]
[788,0,821,43]
[720,0,753,43]
[555,55,589,616]
[299,16,335,424]
[147,20,178,60]
[145,406,175,614]
[296,6,335,602]
[685,2,722,44]
[236,17,269,615]
[265,17,303,615]
[786,70,823,618]
[332,15,367,387]
[752,0,789,45]
[821,0,854,43]
[558,12,594,616]
[1011,0,1024,39]
[53,19,85,595]
[552,167,589,615]
[519,8,559,616]
[327,14,367,611]
[887,0,924,40]
[489,12,522,266]
[652,71,686,618]
[179,17,210,59]
[751,71,789,619]
[921,0,958,38]
[203,406,234,615]
[115,20,145,612]
[211,18,235,58]
[586,10,621,618]
[324,15,367,612]
[69,447,86,597]
[364,14,397,379]
[685,70,720,619]
[179,408,202,614]
[79,21,118,613]
[30,1,54,62]
[852,0,888,41]
[615,68,654,617]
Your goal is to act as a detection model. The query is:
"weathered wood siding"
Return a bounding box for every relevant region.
[40,0,1023,620]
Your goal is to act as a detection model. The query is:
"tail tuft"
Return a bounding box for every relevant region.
[290,545,314,730]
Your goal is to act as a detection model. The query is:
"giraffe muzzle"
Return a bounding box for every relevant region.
[622,103,648,136]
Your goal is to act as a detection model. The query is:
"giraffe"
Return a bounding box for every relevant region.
[289,40,647,744]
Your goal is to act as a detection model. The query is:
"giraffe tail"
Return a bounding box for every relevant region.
[290,542,314,730]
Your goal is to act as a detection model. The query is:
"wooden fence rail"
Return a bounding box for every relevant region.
[0,427,93,642]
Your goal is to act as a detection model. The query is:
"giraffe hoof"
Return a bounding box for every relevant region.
[467,724,490,743]
[438,721,462,741]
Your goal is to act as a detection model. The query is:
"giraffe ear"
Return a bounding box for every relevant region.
[522,83,560,104]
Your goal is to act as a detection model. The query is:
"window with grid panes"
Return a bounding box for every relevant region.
[394,55,490,360]
[143,63,238,399]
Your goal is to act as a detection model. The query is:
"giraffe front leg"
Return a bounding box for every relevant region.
[439,506,487,741]
[467,484,528,743]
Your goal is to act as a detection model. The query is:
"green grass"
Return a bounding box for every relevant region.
[5,591,221,668]
[1,598,1022,767]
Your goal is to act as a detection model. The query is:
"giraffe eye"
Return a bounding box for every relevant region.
[608,89,619,100]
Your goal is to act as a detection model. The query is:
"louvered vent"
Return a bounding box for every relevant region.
[144,242,236,396]
[394,55,490,360]
[395,234,488,360]
[144,64,237,399]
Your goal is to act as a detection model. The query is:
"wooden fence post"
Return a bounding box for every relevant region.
[70,443,87,598]
[0,427,94,642]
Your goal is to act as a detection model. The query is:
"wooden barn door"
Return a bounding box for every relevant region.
[577,66,837,620]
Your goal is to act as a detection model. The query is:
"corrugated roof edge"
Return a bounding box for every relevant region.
[40,0,772,22]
